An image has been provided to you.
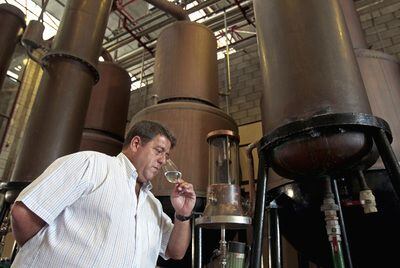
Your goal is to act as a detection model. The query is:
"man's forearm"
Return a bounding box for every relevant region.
[11,202,46,246]
[165,217,191,259]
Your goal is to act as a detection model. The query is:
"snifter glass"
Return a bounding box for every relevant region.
[162,159,182,183]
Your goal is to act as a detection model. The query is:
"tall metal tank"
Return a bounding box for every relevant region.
[8,0,113,202]
[1,51,44,181]
[255,0,374,179]
[0,4,25,89]
[130,102,237,197]
[130,22,238,267]
[338,0,368,49]
[80,62,131,156]
[338,0,400,170]
[256,1,400,267]
[153,21,219,106]
[131,21,237,198]
[355,49,400,169]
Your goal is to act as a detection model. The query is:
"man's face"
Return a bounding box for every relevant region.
[132,134,171,183]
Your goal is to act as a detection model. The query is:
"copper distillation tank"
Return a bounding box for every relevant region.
[196,130,251,268]
[250,1,400,268]
[129,21,238,267]
[80,61,131,155]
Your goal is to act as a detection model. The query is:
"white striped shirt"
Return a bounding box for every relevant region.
[12,151,174,268]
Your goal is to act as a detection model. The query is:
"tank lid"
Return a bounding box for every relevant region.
[0,4,26,27]
[206,129,239,142]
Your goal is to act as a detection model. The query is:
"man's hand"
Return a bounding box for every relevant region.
[170,179,196,217]
[166,180,196,259]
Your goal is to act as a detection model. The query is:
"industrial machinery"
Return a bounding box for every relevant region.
[130,21,239,267]
[251,1,400,268]
[80,61,131,155]
[196,130,251,268]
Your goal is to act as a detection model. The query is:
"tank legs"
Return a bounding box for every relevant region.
[373,128,400,199]
[250,152,269,268]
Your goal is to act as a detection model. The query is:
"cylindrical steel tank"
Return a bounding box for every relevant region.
[153,21,219,106]
[80,62,131,155]
[336,0,400,168]
[255,0,373,178]
[338,0,368,49]
[0,4,25,89]
[355,49,400,169]
[130,101,238,197]
[10,0,113,191]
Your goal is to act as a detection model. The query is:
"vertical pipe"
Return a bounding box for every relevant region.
[195,224,202,268]
[269,200,282,268]
[250,152,268,268]
[0,4,25,89]
[8,0,113,201]
[373,129,400,198]
[332,178,353,268]
[223,8,231,115]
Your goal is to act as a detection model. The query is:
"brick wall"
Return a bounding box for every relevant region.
[356,0,400,58]
[217,42,263,126]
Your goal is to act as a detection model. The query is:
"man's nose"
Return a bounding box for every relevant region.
[158,153,167,165]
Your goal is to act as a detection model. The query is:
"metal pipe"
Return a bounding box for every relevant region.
[101,47,114,62]
[250,151,268,268]
[8,0,113,202]
[104,0,220,48]
[233,0,254,27]
[116,40,157,65]
[321,177,346,268]
[144,0,189,21]
[196,226,202,268]
[221,8,231,115]
[245,141,258,217]
[332,178,353,268]
[269,200,283,268]
[373,128,400,198]
[220,225,227,268]
[108,0,249,54]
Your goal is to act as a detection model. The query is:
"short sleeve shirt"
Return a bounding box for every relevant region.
[11,151,174,268]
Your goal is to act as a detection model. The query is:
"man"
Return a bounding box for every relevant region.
[10,120,196,267]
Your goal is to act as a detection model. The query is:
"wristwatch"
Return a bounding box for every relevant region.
[175,212,192,222]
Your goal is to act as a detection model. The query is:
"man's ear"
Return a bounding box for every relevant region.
[130,136,141,152]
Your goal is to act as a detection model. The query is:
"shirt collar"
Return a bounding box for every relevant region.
[116,153,152,191]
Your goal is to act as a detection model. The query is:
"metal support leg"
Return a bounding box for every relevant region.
[373,129,400,198]
[250,152,268,268]
[194,214,202,268]
[269,200,282,268]
[332,178,353,268]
